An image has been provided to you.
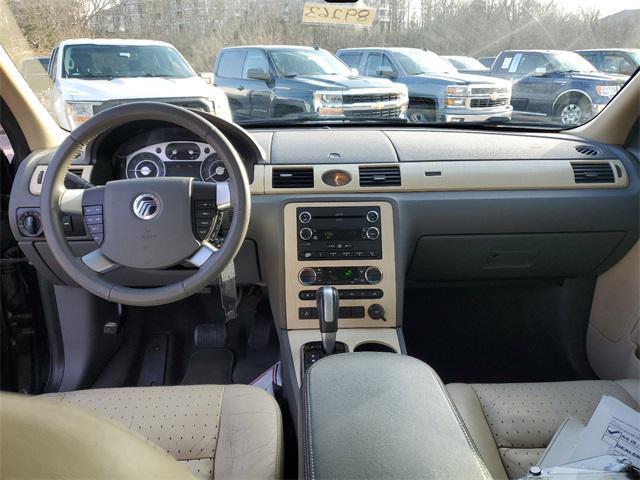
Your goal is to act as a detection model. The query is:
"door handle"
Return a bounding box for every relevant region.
[237,86,245,91]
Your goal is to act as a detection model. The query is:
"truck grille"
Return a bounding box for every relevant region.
[345,107,403,118]
[342,93,400,104]
[471,87,510,95]
[470,98,509,108]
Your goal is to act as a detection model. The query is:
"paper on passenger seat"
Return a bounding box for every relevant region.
[569,396,640,469]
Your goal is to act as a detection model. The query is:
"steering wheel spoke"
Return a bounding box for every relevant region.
[81,249,121,274]
[186,242,219,268]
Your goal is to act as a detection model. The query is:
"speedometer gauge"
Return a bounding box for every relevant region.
[126,153,165,179]
[200,154,229,183]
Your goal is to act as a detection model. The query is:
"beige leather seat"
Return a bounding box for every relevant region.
[39,385,283,480]
[447,380,640,479]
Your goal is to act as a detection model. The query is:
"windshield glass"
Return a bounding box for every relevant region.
[2,0,637,130]
[270,49,353,77]
[61,44,194,79]
[446,57,487,70]
[550,51,599,73]
[392,50,456,75]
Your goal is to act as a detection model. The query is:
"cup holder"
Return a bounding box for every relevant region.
[353,342,397,353]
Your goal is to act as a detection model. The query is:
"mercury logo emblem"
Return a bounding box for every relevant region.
[133,193,161,220]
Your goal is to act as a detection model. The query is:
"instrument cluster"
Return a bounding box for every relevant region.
[124,141,229,183]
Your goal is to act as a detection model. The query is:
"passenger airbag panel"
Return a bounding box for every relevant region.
[409,232,625,280]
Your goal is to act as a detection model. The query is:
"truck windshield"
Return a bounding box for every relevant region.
[270,49,353,77]
[551,51,599,73]
[392,50,457,75]
[61,44,194,79]
[446,57,487,70]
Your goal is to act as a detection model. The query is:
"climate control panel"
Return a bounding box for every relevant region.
[298,266,383,286]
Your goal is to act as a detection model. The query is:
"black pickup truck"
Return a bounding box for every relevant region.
[212,46,408,122]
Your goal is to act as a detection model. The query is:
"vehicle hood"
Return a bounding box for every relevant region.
[59,76,219,101]
[289,74,397,90]
[563,71,628,84]
[409,72,508,86]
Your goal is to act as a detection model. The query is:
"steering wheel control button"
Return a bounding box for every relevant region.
[87,223,103,234]
[85,215,103,225]
[365,227,380,240]
[195,200,215,209]
[83,205,103,216]
[299,227,313,241]
[364,266,383,284]
[195,210,215,219]
[298,211,312,224]
[366,210,380,223]
[299,267,318,286]
[91,234,104,247]
[132,193,161,220]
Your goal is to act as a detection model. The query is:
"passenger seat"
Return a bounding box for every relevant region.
[447,380,640,479]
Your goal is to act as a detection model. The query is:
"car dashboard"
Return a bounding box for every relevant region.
[8,123,640,341]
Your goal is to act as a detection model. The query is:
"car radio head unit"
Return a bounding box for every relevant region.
[296,206,382,261]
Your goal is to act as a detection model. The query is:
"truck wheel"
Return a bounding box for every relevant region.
[407,108,435,123]
[555,96,592,126]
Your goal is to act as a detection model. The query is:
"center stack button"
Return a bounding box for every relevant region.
[299,267,317,286]
[299,227,313,241]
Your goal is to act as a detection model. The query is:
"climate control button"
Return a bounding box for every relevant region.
[298,267,317,286]
[366,210,379,223]
[364,266,383,285]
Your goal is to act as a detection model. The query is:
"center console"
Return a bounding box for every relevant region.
[283,201,397,330]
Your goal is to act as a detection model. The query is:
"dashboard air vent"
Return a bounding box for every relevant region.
[68,168,84,177]
[359,166,401,187]
[574,145,601,156]
[571,162,615,184]
[272,168,314,189]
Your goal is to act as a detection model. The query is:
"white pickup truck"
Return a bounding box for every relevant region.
[45,38,231,130]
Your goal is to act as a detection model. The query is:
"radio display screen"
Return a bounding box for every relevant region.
[321,229,361,241]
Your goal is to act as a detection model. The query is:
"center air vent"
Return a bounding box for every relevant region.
[574,145,601,156]
[359,166,401,187]
[571,162,615,184]
[272,168,314,189]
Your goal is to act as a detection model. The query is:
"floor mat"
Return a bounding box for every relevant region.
[180,348,234,385]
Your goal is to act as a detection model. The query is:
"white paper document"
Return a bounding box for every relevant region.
[570,396,640,469]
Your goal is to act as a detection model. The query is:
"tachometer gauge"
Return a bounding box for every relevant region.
[126,152,165,179]
[200,154,229,183]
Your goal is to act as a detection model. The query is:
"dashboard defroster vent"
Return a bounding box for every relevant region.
[571,162,615,184]
[272,168,314,189]
[359,166,401,187]
[574,145,601,156]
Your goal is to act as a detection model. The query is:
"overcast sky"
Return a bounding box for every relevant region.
[551,0,639,17]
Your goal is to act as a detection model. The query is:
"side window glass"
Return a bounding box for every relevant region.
[0,126,15,163]
[242,50,269,79]
[216,51,245,79]
[381,55,395,71]
[364,53,383,76]
[603,53,633,74]
[340,53,362,68]
[517,54,547,75]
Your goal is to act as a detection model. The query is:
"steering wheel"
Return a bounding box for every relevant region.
[40,102,251,306]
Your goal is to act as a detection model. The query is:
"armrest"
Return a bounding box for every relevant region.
[301,352,491,479]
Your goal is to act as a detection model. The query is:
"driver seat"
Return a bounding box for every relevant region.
[39,385,283,480]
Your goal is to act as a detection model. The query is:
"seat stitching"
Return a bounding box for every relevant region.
[428,367,492,479]
[210,385,225,479]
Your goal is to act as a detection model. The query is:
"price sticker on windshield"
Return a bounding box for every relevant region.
[302,3,377,27]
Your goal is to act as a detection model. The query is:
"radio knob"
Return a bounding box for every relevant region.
[299,227,313,241]
[365,227,380,240]
[299,211,312,224]
[366,210,379,223]
[364,266,383,285]
[299,268,317,286]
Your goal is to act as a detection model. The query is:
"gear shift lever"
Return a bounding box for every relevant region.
[317,286,339,354]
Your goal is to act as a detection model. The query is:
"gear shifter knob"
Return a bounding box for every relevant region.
[317,286,339,354]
